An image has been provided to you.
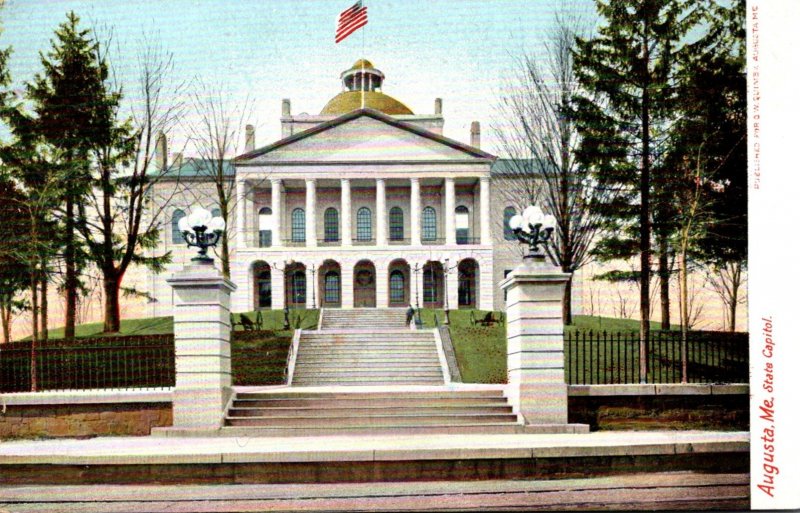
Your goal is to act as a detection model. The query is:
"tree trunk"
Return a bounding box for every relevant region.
[679,249,688,383]
[639,30,652,384]
[659,234,670,330]
[728,261,741,332]
[1,303,10,343]
[103,273,122,333]
[563,274,573,325]
[30,266,39,344]
[64,196,77,339]
[40,267,48,342]
[221,229,230,278]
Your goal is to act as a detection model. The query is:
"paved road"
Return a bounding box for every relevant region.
[0,472,748,512]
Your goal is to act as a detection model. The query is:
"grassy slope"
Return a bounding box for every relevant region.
[418,309,684,384]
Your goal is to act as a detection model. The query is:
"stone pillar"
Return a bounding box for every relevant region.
[167,263,236,429]
[271,179,282,247]
[480,176,491,245]
[341,179,351,247]
[305,178,317,247]
[499,259,571,425]
[273,264,285,310]
[410,178,421,245]
[341,262,354,309]
[236,179,246,248]
[445,178,456,245]
[446,264,459,312]
[376,264,389,308]
[305,265,316,309]
[376,178,387,246]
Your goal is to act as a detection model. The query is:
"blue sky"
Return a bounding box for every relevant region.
[1,0,596,155]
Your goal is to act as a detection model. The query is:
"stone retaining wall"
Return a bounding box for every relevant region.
[0,402,172,438]
[567,385,748,431]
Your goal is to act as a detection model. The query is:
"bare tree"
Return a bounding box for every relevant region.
[706,261,745,332]
[182,80,255,278]
[76,32,187,333]
[494,7,606,324]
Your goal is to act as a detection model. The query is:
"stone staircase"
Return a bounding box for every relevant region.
[222,388,521,436]
[291,330,445,386]
[320,308,408,330]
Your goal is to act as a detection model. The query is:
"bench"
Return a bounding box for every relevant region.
[471,311,504,326]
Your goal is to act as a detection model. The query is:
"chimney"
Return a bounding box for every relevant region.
[245,124,255,153]
[172,152,183,169]
[155,131,167,170]
[282,98,291,117]
[434,98,443,115]
[470,121,481,149]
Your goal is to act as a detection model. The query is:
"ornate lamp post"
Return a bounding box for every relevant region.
[272,259,295,330]
[178,207,226,263]
[308,263,317,310]
[441,257,459,325]
[411,263,423,325]
[508,205,556,261]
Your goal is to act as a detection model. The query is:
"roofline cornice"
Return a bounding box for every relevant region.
[236,108,497,162]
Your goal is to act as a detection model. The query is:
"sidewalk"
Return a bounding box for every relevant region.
[0,430,748,465]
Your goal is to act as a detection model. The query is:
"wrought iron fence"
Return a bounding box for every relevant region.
[0,335,175,393]
[564,330,748,384]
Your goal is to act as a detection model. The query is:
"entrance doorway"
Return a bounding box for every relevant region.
[353,260,376,307]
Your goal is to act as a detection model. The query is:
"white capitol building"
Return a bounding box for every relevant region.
[146,60,557,316]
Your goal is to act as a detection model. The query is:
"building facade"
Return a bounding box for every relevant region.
[147,60,534,316]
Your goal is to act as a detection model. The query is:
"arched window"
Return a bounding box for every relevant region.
[422,207,437,241]
[291,208,305,243]
[503,206,516,241]
[389,207,404,241]
[324,271,340,304]
[356,207,372,241]
[258,207,272,247]
[324,208,339,242]
[389,270,405,304]
[423,266,437,303]
[455,206,470,244]
[171,209,186,244]
[257,268,272,309]
[292,270,306,304]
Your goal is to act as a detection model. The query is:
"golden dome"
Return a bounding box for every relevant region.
[321,90,414,116]
[348,59,375,72]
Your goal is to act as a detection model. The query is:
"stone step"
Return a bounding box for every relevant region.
[291,379,444,386]
[234,390,504,400]
[294,361,442,369]
[298,348,437,355]
[225,413,517,428]
[217,423,523,437]
[292,371,444,379]
[227,405,514,417]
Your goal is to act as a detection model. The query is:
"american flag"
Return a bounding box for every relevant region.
[335,1,368,44]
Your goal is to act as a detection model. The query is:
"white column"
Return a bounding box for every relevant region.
[445,178,456,245]
[480,176,491,245]
[376,264,389,308]
[167,262,235,429]
[305,178,317,247]
[499,259,571,425]
[341,179,351,246]
[446,263,459,311]
[341,262,354,308]
[271,178,282,247]
[273,264,285,310]
[410,178,421,245]
[236,178,246,248]
[376,178,387,246]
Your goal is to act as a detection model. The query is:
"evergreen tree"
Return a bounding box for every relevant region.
[571,0,701,382]
[27,12,108,339]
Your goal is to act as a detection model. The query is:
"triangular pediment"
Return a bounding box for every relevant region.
[237,109,494,164]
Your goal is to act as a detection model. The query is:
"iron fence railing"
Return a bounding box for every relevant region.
[564,330,748,384]
[0,335,175,393]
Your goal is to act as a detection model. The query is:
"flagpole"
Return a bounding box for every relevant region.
[361,20,366,110]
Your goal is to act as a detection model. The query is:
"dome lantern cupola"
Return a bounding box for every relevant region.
[321,59,413,116]
[341,59,384,92]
